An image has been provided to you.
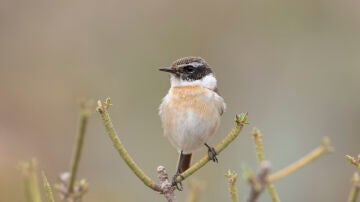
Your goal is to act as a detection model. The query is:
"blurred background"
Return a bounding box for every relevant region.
[1,0,360,201]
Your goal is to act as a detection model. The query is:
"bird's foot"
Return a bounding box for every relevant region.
[205,143,218,163]
[172,170,184,191]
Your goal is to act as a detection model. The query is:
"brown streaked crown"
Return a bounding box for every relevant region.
[171,56,209,68]
[159,56,213,81]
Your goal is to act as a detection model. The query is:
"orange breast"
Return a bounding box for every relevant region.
[170,86,216,115]
[160,86,217,132]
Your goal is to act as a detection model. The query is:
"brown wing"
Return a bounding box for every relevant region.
[214,87,220,95]
[213,87,225,116]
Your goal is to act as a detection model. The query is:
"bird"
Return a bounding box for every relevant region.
[158,56,226,190]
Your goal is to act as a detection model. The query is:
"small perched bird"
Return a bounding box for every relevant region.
[159,56,226,190]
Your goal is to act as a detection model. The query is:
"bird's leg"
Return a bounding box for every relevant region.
[205,143,218,163]
[172,150,185,191]
[172,169,184,191]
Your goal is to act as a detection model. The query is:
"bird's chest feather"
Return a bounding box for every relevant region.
[160,86,217,117]
[159,86,225,153]
[159,86,221,134]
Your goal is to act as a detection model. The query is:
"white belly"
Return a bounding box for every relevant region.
[167,109,220,154]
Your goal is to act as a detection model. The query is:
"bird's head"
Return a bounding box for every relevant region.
[159,56,217,90]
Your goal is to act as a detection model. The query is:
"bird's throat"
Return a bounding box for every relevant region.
[170,74,217,90]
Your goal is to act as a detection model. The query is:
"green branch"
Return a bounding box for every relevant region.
[269,137,332,182]
[176,113,249,183]
[345,155,360,171]
[97,98,162,192]
[96,98,249,192]
[348,172,360,202]
[225,170,239,202]
[252,128,280,202]
[42,172,55,202]
[18,159,42,202]
[68,102,91,193]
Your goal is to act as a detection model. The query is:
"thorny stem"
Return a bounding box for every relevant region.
[96,98,249,192]
[68,102,91,194]
[269,137,332,182]
[252,128,280,202]
[225,170,239,202]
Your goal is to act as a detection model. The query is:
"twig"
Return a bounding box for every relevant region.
[96,98,249,192]
[54,173,89,202]
[345,155,360,171]
[348,172,360,202]
[54,101,91,201]
[225,170,239,202]
[176,113,249,183]
[42,171,55,202]
[269,137,332,182]
[246,161,271,202]
[18,159,42,202]
[157,166,176,202]
[68,102,91,193]
[252,128,280,202]
[96,98,162,192]
[252,128,265,162]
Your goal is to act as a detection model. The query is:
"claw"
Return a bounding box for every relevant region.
[172,171,184,191]
[205,143,218,163]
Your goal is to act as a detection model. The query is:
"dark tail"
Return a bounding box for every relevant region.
[177,152,192,174]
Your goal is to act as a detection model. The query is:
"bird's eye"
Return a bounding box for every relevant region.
[183,65,195,73]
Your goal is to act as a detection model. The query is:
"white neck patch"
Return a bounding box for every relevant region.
[170,74,217,90]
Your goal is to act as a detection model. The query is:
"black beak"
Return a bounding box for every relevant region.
[159,67,177,74]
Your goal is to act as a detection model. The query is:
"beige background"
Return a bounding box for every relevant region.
[1,0,360,201]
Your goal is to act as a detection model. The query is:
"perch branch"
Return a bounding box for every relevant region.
[96,98,249,192]
[176,113,249,183]
[348,172,360,202]
[269,137,332,182]
[157,166,176,202]
[68,102,91,193]
[246,161,271,202]
[225,170,239,202]
[42,171,55,202]
[252,128,280,202]
[96,98,162,192]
